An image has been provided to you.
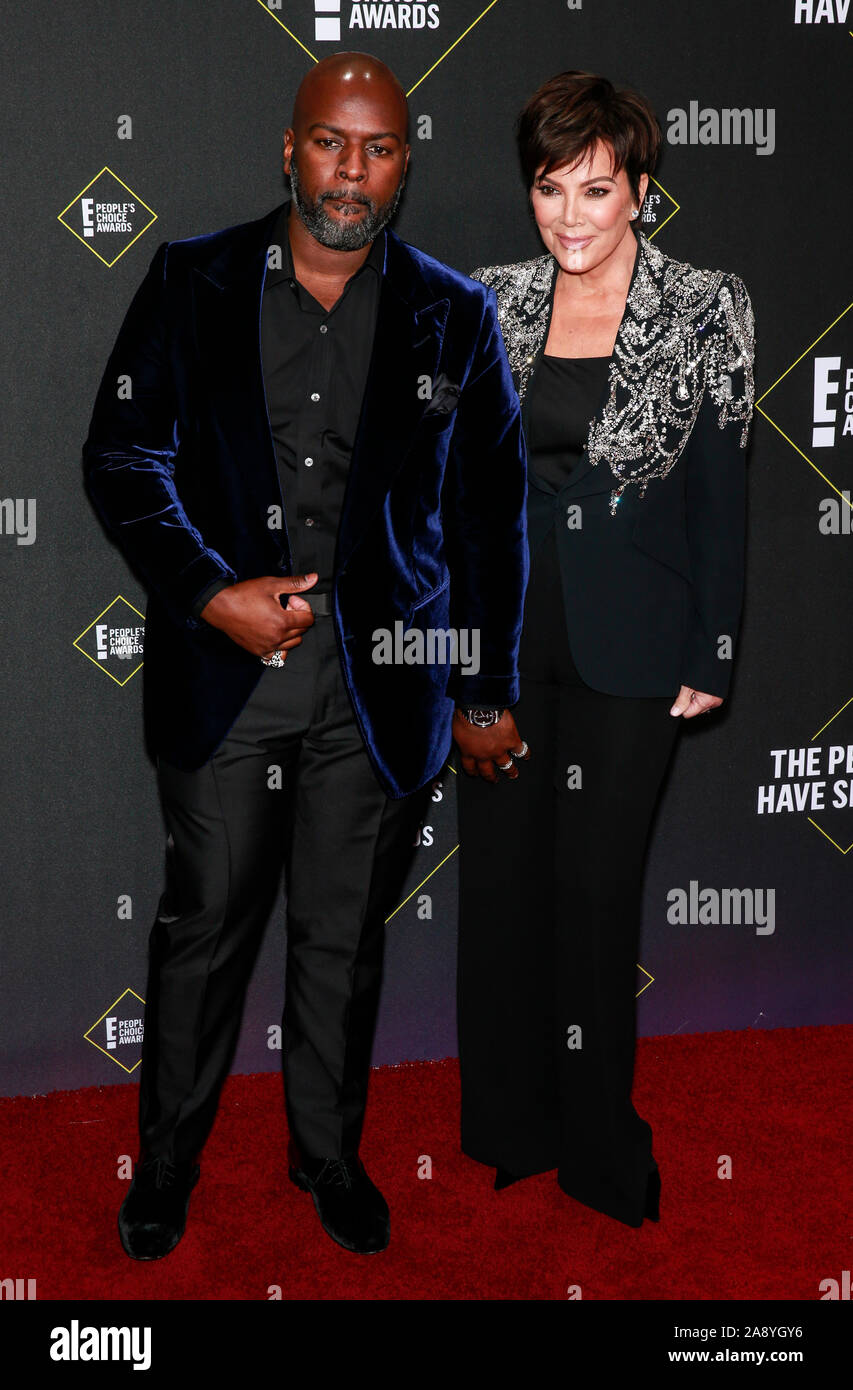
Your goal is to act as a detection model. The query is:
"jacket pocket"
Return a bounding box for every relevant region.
[409,573,451,614]
[416,408,457,436]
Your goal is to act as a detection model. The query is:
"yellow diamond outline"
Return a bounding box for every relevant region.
[84,987,146,1074]
[756,300,853,509]
[255,0,503,96]
[393,763,654,994]
[636,963,654,997]
[57,167,158,268]
[644,175,680,241]
[73,593,146,686]
[807,695,853,854]
[385,844,458,924]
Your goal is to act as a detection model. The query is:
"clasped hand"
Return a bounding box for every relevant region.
[200,573,319,660]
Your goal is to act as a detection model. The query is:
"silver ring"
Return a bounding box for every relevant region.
[261,651,286,667]
[497,759,514,772]
[510,742,529,760]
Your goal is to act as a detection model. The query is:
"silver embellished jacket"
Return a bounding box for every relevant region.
[471,229,754,514]
[470,230,756,698]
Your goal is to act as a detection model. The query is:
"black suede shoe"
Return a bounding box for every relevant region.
[289,1154,390,1254]
[118,1153,200,1260]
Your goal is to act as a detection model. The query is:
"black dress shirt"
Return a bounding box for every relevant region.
[192,202,384,617]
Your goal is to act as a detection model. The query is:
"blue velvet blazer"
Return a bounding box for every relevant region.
[471,229,755,699]
[82,203,528,797]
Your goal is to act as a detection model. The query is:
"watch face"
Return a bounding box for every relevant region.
[470,709,499,727]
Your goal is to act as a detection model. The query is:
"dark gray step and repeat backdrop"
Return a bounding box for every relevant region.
[1,1,850,1096]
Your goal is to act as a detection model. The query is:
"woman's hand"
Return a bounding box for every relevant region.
[670,685,723,719]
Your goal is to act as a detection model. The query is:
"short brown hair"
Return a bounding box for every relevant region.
[516,70,661,206]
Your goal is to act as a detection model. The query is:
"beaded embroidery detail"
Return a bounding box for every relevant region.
[472,232,755,514]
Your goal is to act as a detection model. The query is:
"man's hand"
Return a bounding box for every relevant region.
[200,573,319,660]
[453,708,529,783]
[670,685,723,719]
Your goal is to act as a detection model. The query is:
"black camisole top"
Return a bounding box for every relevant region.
[525,354,611,492]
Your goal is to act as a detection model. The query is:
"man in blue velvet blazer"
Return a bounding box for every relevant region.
[83,53,528,1260]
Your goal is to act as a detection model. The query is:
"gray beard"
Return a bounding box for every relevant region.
[288,152,404,250]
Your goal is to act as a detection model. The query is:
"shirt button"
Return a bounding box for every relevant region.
[305,517,315,527]
[310,392,320,402]
[319,324,328,334]
[304,456,314,467]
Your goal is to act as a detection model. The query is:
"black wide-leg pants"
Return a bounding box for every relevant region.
[456,527,681,1227]
[138,614,430,1165]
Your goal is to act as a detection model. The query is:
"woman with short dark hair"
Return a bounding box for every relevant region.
[455,71,755,1227]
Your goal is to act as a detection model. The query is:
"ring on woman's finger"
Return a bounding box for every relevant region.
[510,742,529,760]
[497,759,514,772]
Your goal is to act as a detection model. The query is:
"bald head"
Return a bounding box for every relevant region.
[292,51,409,145]
[283,50,410,252]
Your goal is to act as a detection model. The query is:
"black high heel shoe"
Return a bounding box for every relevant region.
[644,1163,661,1222]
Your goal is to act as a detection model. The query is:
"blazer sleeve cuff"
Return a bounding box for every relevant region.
[679,635,735,699]
[191,576,235,621]
[180,553,238,627]
[445,674,519,707]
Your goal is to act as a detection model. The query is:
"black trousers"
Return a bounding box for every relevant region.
[456,526,681,1227]
[138,614,430,1165]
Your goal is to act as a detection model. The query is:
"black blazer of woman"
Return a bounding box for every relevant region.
[471,228,755,699]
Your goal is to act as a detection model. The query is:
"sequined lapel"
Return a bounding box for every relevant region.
[554,231,648,495]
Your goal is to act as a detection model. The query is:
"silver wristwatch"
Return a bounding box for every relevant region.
[458,707,505,728]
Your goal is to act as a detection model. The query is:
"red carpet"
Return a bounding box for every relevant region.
[1,1026,850,1300]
